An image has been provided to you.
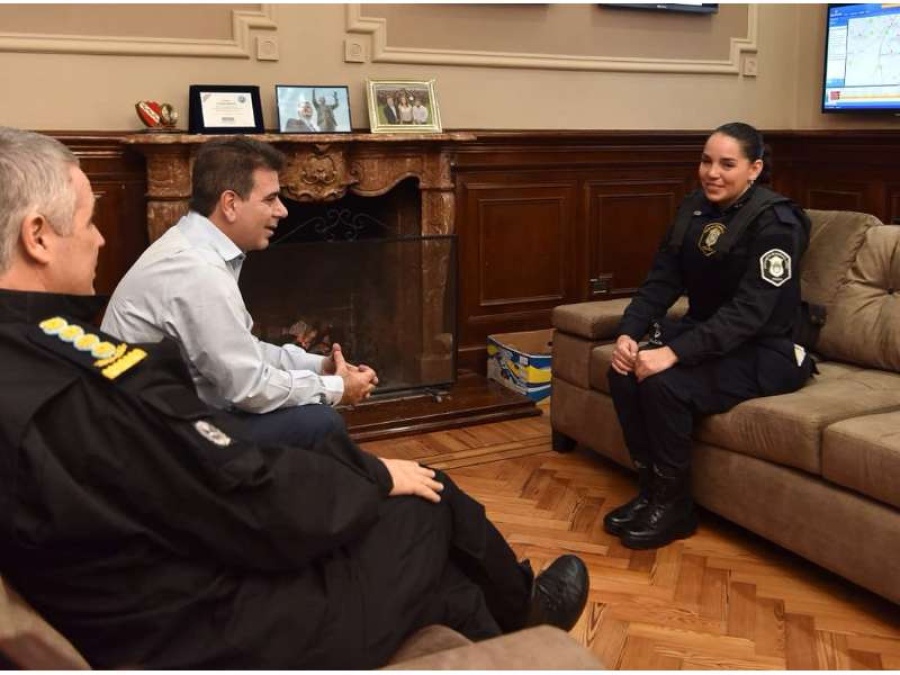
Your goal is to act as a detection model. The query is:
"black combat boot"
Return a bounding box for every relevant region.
[619,465,698,550]
[602,461,652,536]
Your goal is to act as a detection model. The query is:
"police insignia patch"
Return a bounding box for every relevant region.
[194,420,232,447]
[699,222,726,256]
[760,248,792,286]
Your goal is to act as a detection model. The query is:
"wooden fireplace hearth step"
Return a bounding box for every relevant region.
[340,371,540,442]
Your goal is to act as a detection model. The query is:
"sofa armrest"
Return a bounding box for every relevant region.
[385,625,604,670]
[552,297,688,341]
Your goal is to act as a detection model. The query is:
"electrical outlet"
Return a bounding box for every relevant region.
[743,55,758,78]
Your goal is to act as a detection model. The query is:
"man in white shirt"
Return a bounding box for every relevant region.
[102,136,377,446]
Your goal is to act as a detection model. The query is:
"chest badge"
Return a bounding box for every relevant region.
[698,222,726,257]
[760,248,792,287]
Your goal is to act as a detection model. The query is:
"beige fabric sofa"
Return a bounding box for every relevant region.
[550,209,900,605]
[0,574,603,669]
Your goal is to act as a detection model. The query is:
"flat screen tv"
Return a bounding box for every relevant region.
[822,3,900,113]
[604,3,718,14]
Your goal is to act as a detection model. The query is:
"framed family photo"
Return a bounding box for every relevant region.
[275,85,352,133]
[188,84,264,134]
[366,79,442,134]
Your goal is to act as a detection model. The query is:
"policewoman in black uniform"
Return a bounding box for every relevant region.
[605,122,814,550]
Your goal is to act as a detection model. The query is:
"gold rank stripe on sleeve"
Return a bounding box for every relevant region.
[99,347,148,380]
[38,316,148,380]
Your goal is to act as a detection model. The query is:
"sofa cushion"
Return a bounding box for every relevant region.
[385,625,472,666]
[816,224,900,371]
[552,298,635,341]
[589,348,900,476]
[588,343,615,394]
[802,209,876,307]
[552,297,688,342]
[385,625,605,670]
[553,331,601,390]
[696,364,900,475]
[822,411,900,510]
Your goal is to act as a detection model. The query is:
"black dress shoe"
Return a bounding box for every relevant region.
[526,554,589,632]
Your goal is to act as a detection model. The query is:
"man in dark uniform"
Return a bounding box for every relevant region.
[605,122,814,551]
[0,127,589,668]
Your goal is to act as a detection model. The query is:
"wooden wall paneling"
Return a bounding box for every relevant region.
[55,134,148,296]
[787,169,883,214]
[766,131,900,219]
[456,174,578,372]
[584,174,695,299]
[803,185,875,213]
[886,183,900,225]
[89,176,149,296]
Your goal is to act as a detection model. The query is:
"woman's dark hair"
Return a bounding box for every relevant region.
[189,136,285,216]
[713,121,773,185]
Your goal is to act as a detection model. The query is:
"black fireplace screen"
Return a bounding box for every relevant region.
[239,235,458,397]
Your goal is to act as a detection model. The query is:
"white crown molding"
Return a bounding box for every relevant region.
[346,4,757,75]
[0,5,277,58]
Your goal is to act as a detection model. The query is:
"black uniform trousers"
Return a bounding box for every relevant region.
[608,340,806,472]
[305,472,533,669]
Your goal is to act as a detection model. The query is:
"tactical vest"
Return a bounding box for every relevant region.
[668,186,824,349]
[667,186,809,258]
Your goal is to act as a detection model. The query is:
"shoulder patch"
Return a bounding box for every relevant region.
[32,316,148,380]
[772,203,801,227]
[759,249,792,287]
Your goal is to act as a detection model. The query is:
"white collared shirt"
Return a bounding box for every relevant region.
[101,211,344,412]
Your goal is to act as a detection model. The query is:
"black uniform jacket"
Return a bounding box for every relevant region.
[618,186,809,369]
[0,290,394,668]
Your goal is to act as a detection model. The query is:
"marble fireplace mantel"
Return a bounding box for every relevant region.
[121,132,476,242]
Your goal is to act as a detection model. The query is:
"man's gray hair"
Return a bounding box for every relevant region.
[0,127,79,274]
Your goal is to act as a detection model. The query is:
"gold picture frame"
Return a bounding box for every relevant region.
[366,79,442,134]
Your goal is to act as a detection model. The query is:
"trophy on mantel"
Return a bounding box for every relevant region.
[135,100,179,132]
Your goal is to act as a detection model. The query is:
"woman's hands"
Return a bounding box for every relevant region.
[610,335,639,375]
[610,335,678,382]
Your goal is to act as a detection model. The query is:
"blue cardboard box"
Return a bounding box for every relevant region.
[486,329,553,402]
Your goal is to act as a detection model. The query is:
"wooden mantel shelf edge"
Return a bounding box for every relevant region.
[121,131,478,145]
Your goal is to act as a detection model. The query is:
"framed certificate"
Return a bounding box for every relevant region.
[188,84,264,134]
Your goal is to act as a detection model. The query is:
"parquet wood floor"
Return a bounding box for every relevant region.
[361,408,900,670]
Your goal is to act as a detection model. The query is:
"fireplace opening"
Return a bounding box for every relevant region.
[273,177,422,243]
[239,182,458,397]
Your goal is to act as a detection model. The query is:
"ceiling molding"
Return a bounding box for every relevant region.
[346,4,758,75]
[0,5,277,58]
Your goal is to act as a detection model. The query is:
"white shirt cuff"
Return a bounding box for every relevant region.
[320,375,345,406]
